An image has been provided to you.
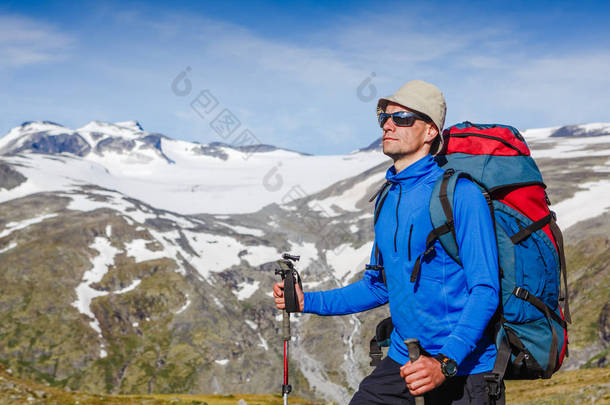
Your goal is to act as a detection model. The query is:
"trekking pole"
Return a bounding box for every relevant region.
[275,253,301,405]
[405,338,425,405]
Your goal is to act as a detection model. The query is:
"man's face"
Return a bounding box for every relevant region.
[381,102,435,162]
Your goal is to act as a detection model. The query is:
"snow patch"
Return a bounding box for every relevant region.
[0,242,18,253]
[242,245,280,266]
[257,333,269,351]
[287,240,318,269]
[0,213,57,238]
[176,294,190,314]
[64,189,159,224]
[233,281,260,301]
[245,320,258,330]
[72,237,121,336]
[114,279,141,294]
[326,242,373,285]
[308,174,383,216]
[215,359,229,365]
[212,296,224,309]
[529,133,610,159]
[553,179,610,229]
[125,239,168,263]
[179,230,244,278]
[218,222,265,237]
[160,212,198,228]
[302,280,325,290]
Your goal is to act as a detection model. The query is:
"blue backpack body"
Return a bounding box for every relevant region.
[431,122,570,381]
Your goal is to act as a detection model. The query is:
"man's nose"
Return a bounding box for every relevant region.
[382,116,395,132]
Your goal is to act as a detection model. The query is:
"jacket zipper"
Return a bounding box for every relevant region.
[408,224,413,261]
[394,184,402,252]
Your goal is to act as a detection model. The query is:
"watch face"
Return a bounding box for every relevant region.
[444,359,457,377]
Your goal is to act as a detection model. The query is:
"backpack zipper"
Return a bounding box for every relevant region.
[448,133,525,155]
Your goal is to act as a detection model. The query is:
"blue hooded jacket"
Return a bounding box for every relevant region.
[304,154,499,375]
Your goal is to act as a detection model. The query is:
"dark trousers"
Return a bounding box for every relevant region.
[349,357,505,405]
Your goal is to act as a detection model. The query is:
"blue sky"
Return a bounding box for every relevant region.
[1,0,609,154]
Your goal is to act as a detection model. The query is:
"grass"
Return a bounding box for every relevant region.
[0,364,316,404]
[505,367,610,405]
[1,363,609,404]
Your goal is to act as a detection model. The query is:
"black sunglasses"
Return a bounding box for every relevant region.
[378,111,431,128]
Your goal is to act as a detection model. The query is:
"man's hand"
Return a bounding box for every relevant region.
[272,280,304,312]
[400,355,445,396]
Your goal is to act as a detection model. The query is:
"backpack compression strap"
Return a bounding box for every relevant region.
[548,216,571,324]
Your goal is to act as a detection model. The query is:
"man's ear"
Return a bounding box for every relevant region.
[424,123,439,144]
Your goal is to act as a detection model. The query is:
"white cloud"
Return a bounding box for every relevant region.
[1,6,608,154]
[0,15,74,68]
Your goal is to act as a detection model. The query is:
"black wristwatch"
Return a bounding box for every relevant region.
[434,353,458,378]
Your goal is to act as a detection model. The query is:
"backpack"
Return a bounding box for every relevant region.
[368,122,571,385]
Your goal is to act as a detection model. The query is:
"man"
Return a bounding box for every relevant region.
[273,80,503,404]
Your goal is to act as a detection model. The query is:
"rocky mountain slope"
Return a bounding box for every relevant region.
[0,121,608,403]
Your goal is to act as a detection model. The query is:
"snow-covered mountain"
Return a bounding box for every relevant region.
[0,120,389,214]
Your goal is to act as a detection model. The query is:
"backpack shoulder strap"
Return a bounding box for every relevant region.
[429,169,462,265]
[368,180,392,283]
[369,180,392,226]
[428,169,492,267]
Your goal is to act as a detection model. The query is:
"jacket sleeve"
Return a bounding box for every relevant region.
[439,178,500,366]
[303,244,389,315]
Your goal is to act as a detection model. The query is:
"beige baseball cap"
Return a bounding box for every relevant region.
[377,80,447,154]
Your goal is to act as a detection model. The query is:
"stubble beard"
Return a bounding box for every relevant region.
[382,141,410,162]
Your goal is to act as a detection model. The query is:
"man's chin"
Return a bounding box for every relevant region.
[382,147,400,161]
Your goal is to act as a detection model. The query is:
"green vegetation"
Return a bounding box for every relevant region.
[0,363,608,404]
[505,367,610,405]
[564,236,610,350]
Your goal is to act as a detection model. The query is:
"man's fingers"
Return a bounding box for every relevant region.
[399,361,411,379]
[408,375,432,392]
[404,368,428,385]
[400,360,422,379]
[272,281,286,309]
[409,381,435,396]
[272,281,285,298]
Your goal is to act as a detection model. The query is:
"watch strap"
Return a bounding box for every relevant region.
[434,353,457,378]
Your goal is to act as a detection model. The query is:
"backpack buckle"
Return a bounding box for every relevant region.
[424,245,436,257]
[369,338,383,367]
[514,286,529,300]
[484,373,503,399]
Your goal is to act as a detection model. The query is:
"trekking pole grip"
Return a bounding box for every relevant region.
[405,338,424,405]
